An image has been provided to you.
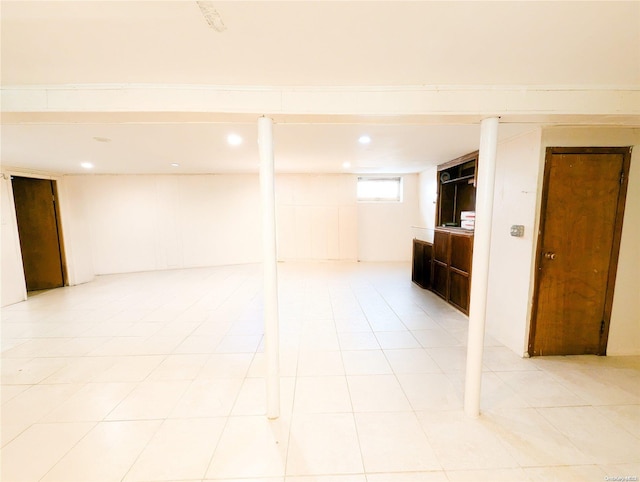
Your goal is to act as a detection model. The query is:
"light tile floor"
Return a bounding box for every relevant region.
[1,262,639,482]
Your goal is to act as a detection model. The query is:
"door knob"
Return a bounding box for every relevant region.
[544,252,556,260]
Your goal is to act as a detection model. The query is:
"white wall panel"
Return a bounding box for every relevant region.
[78,174,261,275]
[485,129,543,356]
[357,174,420,262]
[58,176,95,286]
[276,174,358,261]
[0,176,27,306]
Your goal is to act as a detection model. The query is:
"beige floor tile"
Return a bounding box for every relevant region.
[206,416,289,479]
[341,350,392,375]
[105,380,191,421]
[41,420,162,482]
[383,348,442,374]
[197,353,254,379]
[215,334,262,353]
[40,382,135,422]
[523,465,607,481]
[412,328,462,348]
[481,408,590,467]
[482,346,540,372]
[286,413,363,476]
[297,351,345,376]
[596,404,640,436]
[1,384,30,405]
[545,368,640,405]
[375,331,421,349]
[445,371,529,411]
[537,406,640,464]
[1,383,84,446]
[355,412,439,472]
[496,371,588,407]
[337,332,380,351]
[293,376,352,414]
[1,422,95,482]
[1,357,70,384]
[124,418,226,481]
[42,356,117,383]
[417,411,519,470]
[147,354,210,381]
[445,468,530,481]
[170,377,244,418]
[397,373,463,411]
[426,347,469,372]
[232,377,296,416]
[366,473,448,482]
[347,375,412,412]
[248,351,299,377]
[1,338,71,358]
[2,263,639,482]
[92,355,165,382]
[286,476,365,482]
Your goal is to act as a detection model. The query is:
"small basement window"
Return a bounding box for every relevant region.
[357,176,403,202]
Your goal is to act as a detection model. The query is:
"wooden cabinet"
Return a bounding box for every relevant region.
[412,150,477,315]
[436,151,478,228]
[431,227,473,314]
[411,239,432,289]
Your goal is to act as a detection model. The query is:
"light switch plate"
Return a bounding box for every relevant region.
[510,225,525,237]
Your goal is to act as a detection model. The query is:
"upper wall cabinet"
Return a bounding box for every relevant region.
[436,151,478,228]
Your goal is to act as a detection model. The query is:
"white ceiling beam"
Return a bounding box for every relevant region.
[2,85,639,122]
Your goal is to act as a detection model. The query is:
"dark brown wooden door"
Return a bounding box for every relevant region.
[529,147,631,356]
[12,177,65,291]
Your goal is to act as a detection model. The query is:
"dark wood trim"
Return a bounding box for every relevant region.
[599,147,632,354]
[528,146,632,356]
[51,181,68,286]
[436,150,479,172]
[528,147,554,356]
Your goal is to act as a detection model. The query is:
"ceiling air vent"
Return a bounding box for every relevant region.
[196,1,227,32]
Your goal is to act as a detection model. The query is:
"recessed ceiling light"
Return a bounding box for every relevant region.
[80,162,94,169]
[358,135,371,145]
[170,163,180,167]
[342,161,351,169]
[92,136,111,143]
[227,134,243,146]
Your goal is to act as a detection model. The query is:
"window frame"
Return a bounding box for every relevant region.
[356,176,403,203]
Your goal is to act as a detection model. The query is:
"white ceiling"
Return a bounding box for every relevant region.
[2,1,639,175]
[0,122,537,174]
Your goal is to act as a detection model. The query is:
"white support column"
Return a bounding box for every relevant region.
[258,116,280,420]
[464,116,499,418]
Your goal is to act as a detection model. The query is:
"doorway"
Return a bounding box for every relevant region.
[528,147,631,356]
[12,176,67,291]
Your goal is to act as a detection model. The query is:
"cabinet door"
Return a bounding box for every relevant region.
[412,240,425,286]
[449,270,470,314]
[432,262,448,299]
[450,234,472,274]
[433,231,450,263]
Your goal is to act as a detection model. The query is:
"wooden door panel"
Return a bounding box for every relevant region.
[12,177,65,291]
[530,149,630,356]
[432,262,448,299]
[448,270,470,314]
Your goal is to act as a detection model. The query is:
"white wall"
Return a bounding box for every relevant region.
[276,175,357,261]
[483,126,640,356]
[58,176,95,285]
[358,174,420,262]
[539,127,640,356]
[1,174,27,306]
[417,166,438,243]
[79,174,262,274]
[485,128,543,355]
